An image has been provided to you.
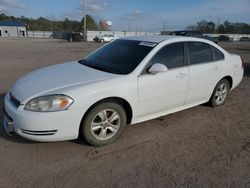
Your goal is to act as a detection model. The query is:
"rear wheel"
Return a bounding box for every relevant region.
[209,79,230,107]
[100,39,104,43]
[82,102,127,146]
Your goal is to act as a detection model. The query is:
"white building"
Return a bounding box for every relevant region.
[0,21,27,38]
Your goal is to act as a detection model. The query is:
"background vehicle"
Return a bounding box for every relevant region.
[4,36,243,146]
[239,37,250,41]
[93,34,102,42]
[68,32,83,42]
[218,35,233,42]
[94,34,119,42]
[169,30,218,43]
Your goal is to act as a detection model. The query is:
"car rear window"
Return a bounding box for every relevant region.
[187,42,213,65]
[211,46,224,61]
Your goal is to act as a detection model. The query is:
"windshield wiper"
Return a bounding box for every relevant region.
[78,59,86,65]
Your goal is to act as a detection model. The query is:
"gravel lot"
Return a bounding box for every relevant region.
[0,38,250,188]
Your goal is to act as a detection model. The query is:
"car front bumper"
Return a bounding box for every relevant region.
[3,92,84,142]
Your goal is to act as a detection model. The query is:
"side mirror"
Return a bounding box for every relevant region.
[148,63,168,74]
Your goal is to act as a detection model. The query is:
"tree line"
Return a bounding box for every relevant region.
[1,14,250,34]
[186,20,250,34]
[0,13,98,31]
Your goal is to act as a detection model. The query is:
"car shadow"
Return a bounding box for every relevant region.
[244,62,250,77]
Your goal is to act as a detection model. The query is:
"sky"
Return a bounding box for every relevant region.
[0,0,250,31]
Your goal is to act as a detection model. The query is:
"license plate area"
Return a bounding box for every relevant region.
[3,109,14,136]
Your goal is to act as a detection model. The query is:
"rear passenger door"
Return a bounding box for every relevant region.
[210,45,226,82]
[185,42,215,104]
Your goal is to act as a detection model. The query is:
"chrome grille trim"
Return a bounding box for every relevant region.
[21,129,57,136]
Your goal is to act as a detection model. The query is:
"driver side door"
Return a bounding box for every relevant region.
[137,42,189,118]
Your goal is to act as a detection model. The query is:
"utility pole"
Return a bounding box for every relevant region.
[163,22,166,31]
[83,0,87,41]
[217,17,220,35]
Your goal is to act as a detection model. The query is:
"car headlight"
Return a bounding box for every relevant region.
[24,95,74,112]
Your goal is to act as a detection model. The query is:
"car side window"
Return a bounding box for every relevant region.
[146,42,184,72]
[210,45,224,61]
[187,42,213,65]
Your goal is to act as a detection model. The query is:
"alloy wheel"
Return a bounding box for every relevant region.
[214,83,228,105]
[90,109,121,141]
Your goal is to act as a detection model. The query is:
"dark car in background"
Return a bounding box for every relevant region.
[218,35,233,42]
[169,31,218,43]
[239,37,250,42]
[68,32,84,42]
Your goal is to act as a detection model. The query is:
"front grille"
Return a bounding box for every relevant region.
[9,93,20,108]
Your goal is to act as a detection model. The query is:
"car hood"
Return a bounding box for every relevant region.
[11,61,117,103]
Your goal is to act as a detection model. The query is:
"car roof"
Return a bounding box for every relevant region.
[123,35,186,43]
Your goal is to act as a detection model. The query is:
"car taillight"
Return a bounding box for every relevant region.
[241,57,244,69]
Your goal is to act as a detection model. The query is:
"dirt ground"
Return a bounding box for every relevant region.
[0,38,249,188]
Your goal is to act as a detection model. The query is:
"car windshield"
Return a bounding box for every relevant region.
[79,39,154,74]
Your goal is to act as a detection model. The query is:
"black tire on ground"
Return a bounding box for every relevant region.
[82,102,127,146]
[209,79,230,107]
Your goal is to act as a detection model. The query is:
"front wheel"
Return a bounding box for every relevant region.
[82,102,127,146]
[209,79,230,107]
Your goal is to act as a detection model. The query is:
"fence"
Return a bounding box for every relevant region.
[27,31,69,39]
[26,30,159,41]
[26,30,250,41]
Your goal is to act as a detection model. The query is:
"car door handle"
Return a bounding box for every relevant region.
[176,73,187,78]
[213,66,219,71]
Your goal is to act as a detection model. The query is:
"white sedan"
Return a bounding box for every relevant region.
[3,36,244,146]
[97,34,119,42]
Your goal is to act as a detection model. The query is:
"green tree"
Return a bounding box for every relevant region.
[218,24,226,33]
[186,20,250,34]
[80,15,98,31]
[224,21,235,33]
[196,20,216,33]
[0,13,10,20]
[186,25,196,31]
[0,13,99,32]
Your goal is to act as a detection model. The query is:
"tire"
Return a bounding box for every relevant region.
[100,39,104,43]
[82,102,127,146]
[209,79,230,107]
